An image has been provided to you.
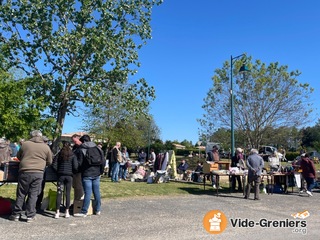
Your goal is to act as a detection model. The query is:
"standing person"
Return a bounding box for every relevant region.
[9,130,52,223]
[110,142,121,183]
[0,138,12,163]
[148,148,156,164]
[244,149,264,200]
[207,145,220,189]
[119,147,129,181]
[74,135,105,217]
[71,134,84,201]
[52,141,78,218]
[300,153,316,197]
[148,148,156,171]
[35,136,52,211]
[207,145,220,162]
[231,148,244,192]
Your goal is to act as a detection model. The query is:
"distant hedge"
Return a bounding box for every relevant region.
[285,152,300,161]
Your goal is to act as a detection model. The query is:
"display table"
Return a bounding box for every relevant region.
[203,170,297,196]
[0,161,57,186]
[204,171,247,195]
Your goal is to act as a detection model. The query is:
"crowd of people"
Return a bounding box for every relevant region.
[0,131,107,222]
[1,133,318,223]
[175,144,318,200]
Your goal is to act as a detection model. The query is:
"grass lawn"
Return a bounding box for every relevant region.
[1,156,319,201]
[0,176,229,202]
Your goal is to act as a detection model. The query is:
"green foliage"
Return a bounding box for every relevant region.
[0,70,55,141]
[301,120,320,151]
[285,152,300,161]
[180,139,193,148]
[84,104,161,151]
[0,0,162,151]
[199,56,314,148]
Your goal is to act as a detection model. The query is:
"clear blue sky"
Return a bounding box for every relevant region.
[63,0,320,144]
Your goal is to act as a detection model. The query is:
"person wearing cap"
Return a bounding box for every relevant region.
[300,153,316,197]
[231,148,244,192]
[244,148,264,200]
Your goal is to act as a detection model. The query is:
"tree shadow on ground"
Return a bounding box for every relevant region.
[178,186,245,199]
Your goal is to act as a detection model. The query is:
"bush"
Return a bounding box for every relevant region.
[285,152,300,161]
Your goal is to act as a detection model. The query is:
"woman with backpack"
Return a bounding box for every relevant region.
[52,141,78,218]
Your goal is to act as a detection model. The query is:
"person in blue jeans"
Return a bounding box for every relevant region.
[110,142,122,183]
[300,153,316,197]
[119,147,129,180]
[74,135,106,217]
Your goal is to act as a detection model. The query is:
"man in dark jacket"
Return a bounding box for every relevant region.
[300,153,316,197]
[74,135,106,217]
[9,130,52,223]
[71,134,84,200]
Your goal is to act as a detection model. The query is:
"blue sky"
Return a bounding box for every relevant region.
[63,0,320,144]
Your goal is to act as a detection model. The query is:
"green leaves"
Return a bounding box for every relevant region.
[199,56,314,148]
[0,0,162,148]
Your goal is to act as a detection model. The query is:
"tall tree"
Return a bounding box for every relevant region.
[0,72,55,140]
[301,120,320,151]
[199,57,313,148]
[0,0,162,151]
[84,100,160,151]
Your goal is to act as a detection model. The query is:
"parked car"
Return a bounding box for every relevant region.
[308,151,320,160]
[258,145,284,161]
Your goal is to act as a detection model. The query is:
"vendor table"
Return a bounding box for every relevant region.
[0,161,57,186]
[203,171,298,196]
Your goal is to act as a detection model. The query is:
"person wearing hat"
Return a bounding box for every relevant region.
[231,148,244,192]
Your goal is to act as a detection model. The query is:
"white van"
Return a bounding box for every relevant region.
[258,146,284,161]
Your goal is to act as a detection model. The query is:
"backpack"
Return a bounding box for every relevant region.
[85,147,103,166]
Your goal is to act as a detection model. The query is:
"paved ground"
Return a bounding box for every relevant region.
[0,189,319,240]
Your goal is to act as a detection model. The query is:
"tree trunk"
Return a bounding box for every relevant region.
[51,100,68,154]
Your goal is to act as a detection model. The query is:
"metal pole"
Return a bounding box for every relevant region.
[230,55,235,158]
[230,53,246,158]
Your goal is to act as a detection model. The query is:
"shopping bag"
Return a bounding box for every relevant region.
[0,197,12,215]
[47,189,57,211]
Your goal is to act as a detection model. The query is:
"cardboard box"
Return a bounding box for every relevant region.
[203,161,219,174]
[73,199,93,215]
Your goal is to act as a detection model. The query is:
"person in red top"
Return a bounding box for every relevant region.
[300,153,316,197]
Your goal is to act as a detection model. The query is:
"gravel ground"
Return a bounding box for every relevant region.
[0,189,319,240]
